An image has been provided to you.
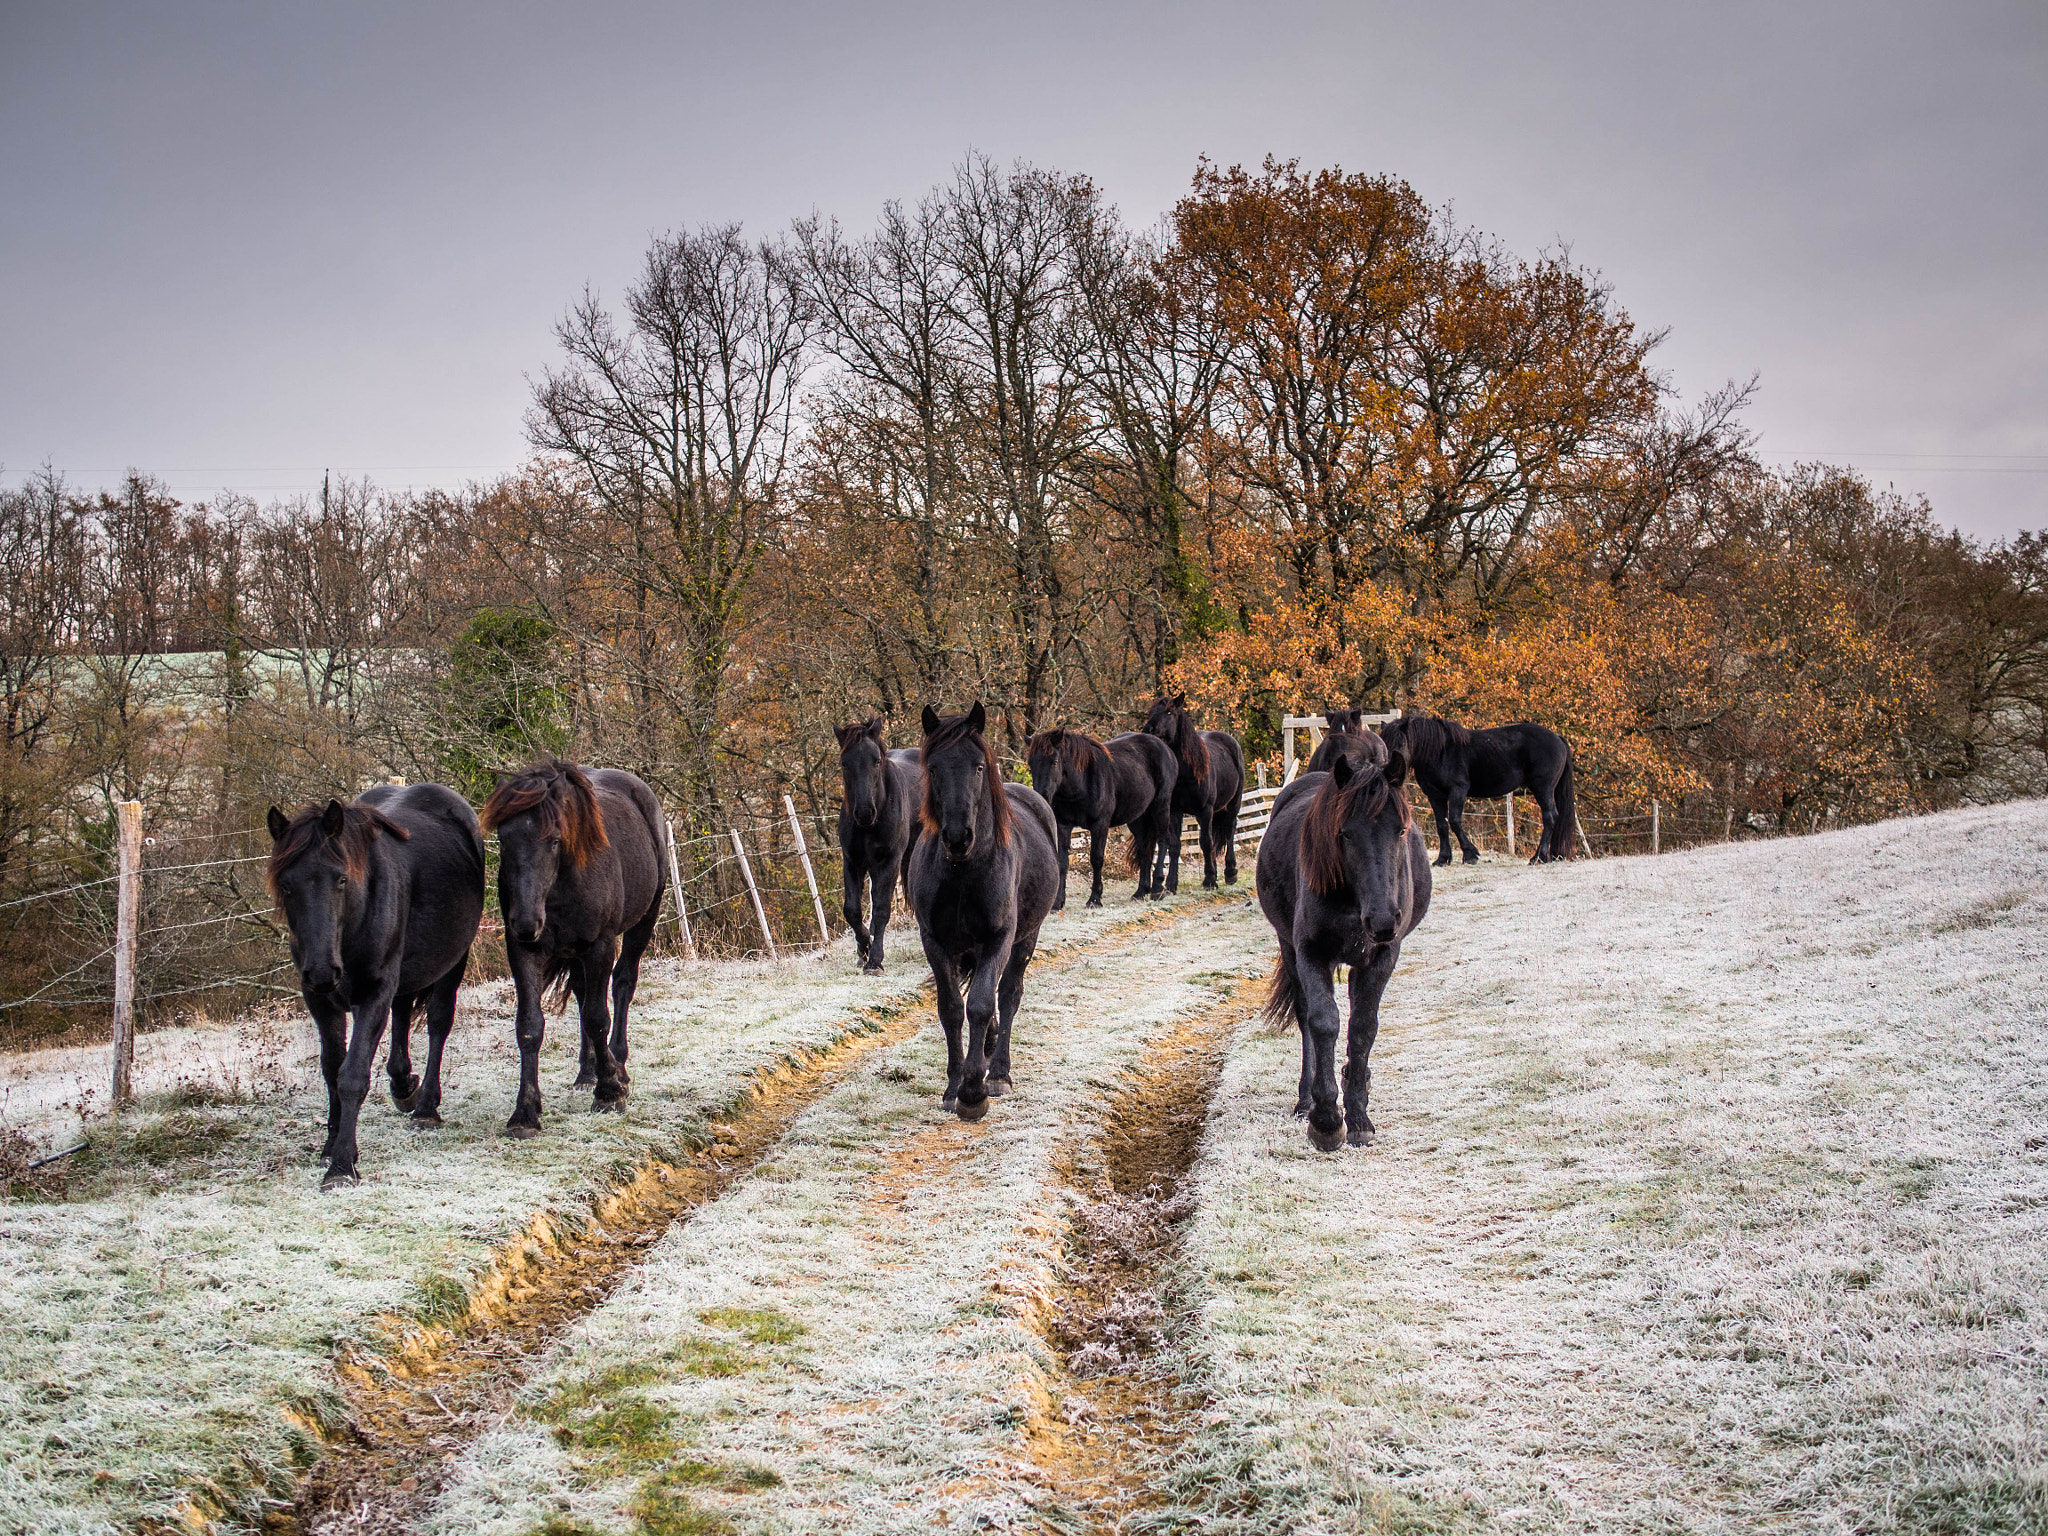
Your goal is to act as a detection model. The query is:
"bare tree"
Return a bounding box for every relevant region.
[529,224,812,830]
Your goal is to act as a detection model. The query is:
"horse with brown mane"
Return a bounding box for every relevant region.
[1378,715,1577,864]
[906,703,1061,1120]
[834,719,921,972]
[1025,727,1177,908]
[1256,752,1432,1150]
[1304,706,1390,777]
[266,783,484,1188]
[481,758,667,1137]
[1141,694,1246,892]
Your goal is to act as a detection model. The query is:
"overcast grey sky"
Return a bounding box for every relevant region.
[2,0,2042,538]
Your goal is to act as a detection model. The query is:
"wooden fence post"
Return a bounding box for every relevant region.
[785,793,830,948]
[731,828,778,959]
[666,819,696,962]
[111,800,142,1108]
[1651,799,1660,855]
[1505,791,1516,859]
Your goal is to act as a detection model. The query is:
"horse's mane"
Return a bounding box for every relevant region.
[922,711,1011,848]
[266,801,411,900]
[1391,715,1469,770]
[480,757,610,867]
[1147,697,1209,786]
[836,717,887,757]
[1027,728,1103,778]
[1298,757,1412,897]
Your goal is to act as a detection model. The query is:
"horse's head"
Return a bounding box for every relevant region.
[1377,715,1409,757]
[1143,693,1208,784]
[1301,752,1416,946]
[1025,728,1069,803]
[1323,706,1364,735]
[921,702,1008,863]
[482,759,607,946]
[267,798,408,997]
[836,718,890,829]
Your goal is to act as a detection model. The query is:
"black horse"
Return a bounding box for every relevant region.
[1141,694,1247,892]
[1256,752,1433,1151]
[1378,715,1577,865]
[834,719,922,972]
[1025,727,1177,908]
[906,703,1061,1121]
[481,758,667,1138]
[266,783,485,1188]
[1304,707,1390,776]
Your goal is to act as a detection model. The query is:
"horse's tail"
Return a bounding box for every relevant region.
[1260,947,1304,1034]
[1554,750,1578,860]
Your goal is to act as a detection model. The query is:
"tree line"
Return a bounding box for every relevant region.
[4,153,2044,1041]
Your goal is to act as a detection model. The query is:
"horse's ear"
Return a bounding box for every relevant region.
[1331,756,1353,788]
[1385,749,1409,788]
[266,805,289,842]
[966,700,986,734]
[921,704,942,736]
[865,718,886,742]
[321,799,346,836]
[1173,692,1186,708]
[1046,727,1063,746]
[834,723,855,748]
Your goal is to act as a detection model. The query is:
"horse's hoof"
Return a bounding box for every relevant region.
[592,1096,625,1114]
[320,1168,360,1190]
[862,962,884,975]
[1346,1128,1376,1148]
[988,1078,1013,1097]
[1307,1123,1345,1153]
[1433,856,1452,868]
[1462,855,1480,865]
[955,1096,989,1123]
[1291,1099,1312,1119]
[570,1073,597,1088]
[941,1096,958,1113]
[504,1121,542,1140]
[411,1111,443,1128]
[1086,897,1102,908]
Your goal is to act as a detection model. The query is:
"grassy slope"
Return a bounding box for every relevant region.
[0,888,1209,1536]
[1181,801,2048,1534]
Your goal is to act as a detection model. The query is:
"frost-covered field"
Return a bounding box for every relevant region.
[0,889,1209,1536]
[1184,800,2048,1534]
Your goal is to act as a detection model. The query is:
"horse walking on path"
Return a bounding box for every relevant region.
[834,719,921,971]
[1141,694,1246,892]
[1257,752,1433,1151]
[266,783,485,1189]
[482,759,667,1138]
[1304,707,1391,777]
[1378,715,1577,865]
[906,703,1060,1121]
[1025,727,1177,908]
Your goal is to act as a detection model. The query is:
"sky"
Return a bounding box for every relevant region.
[2,0,2043,539]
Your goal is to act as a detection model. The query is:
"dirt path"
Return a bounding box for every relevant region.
[287,893,1254,1535]
[417,894,1273,1534]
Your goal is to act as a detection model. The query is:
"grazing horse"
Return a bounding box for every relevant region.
[1025,727,1177,908]
[906,703,1060,1120]
[1256,753,1433,1151]
[266,784,485,1188]
[481,759,667,1138]
[1140,694,1246,892]
[1304,707,1390,777]
[834,719,921,972]
[1378,715,1577,865]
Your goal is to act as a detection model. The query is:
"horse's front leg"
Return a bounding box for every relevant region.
[504,944,550,1138]
[386,989,421,1112]
[309,993,347,1162]
[1051,822,1072,912]
[1344,941,1400,1146]
[843,850,874,966]
[954,938,1013,1121]
[326,983,398,1187]
[1086,821,1107,907]
[580,936,627,1110]
[1293,942,1345,1152]
[922,934,969,1112]
[1448,787,1480,864]
[1427,791,1456,866]
[1163,813,1183,894]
